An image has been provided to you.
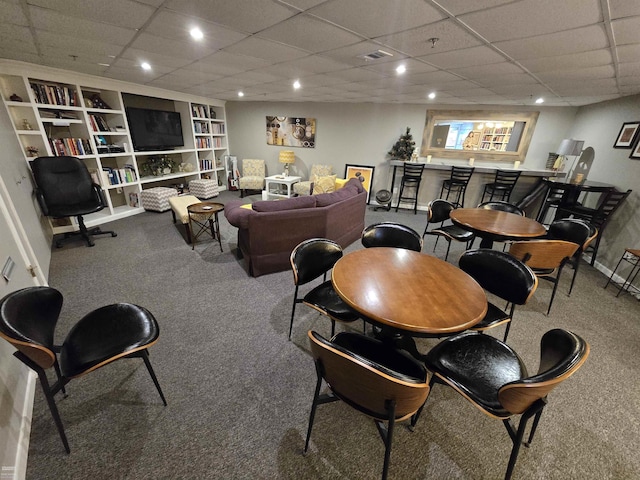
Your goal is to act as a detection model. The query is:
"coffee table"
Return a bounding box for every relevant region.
[450,208,547,249]
[187,202,224,251]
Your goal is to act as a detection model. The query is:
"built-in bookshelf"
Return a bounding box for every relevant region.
[479,125,513,151]
[0,61,228,235]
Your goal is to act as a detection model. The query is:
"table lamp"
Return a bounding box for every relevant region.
[556,139,584,182]
[279,150,295,176]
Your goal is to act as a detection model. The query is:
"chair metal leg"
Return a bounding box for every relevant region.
[568,258,580,296]
[444,240,452,262]
[604,253,625,290]
[289,286,300,340]
[304,373,323,453]
[502,321,512,342]
[140,349,168,406]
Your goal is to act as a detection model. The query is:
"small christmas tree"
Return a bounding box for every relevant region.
[388,127,416,161]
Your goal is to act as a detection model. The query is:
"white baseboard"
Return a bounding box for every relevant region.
[3,371,36,480]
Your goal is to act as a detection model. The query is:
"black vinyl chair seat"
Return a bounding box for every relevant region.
[361,222,423,252]
[423,199,475,261]
[473,302,511,330]
[0,286,166,453]
[304,282,360,324]
[431,224,475,242]
[425,332,527,417]
[60,303,160,378]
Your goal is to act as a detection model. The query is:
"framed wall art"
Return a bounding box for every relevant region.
[613,122,640,148]
[344,164,375,204]
[266,116,316,148]
[630,139,640,159]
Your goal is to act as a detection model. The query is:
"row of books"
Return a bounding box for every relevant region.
[199,159,215,171]
[211,123,225,134]
[193,121,210,134]
[49,137,92,156]
[30,82,79,106]
[212,137,224,148]
[101,165,137,185]
[191,104,209,118]
[88,114,110,132]
[196,137,212,149]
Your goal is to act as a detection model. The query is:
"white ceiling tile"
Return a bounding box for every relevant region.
[130,33,217,61]
[2,0,28,26]
[283,55,352,74]
[495,25,609,59]
[448,62,526,78]
[363,58,437,76]
[376,19,483,56]
[197,50,271,72]
[520,50,613,72]
[308,0,445,38]
[329,67,388,83]
[611,17,640,45]
[222,37,310,62]
[402,70,467,86]
[257,15,363,53]
[617,44,640,63]
[36,31,124,59]
[27,0,155,29]
[120,47,194,69]
[320,41,406,67]
[609,0,640,20]
[458,0,602,43]
[164,0,295,34]
[0,24,38,54]
[619,62,640,77]
[536,65,615,82]
[417,45,506,69]
[435,0,517,15]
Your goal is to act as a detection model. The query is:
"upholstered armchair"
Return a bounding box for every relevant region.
[239,158,265,197]
[293,164,333,196]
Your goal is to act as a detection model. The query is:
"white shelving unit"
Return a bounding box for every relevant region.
[0,61,228,235]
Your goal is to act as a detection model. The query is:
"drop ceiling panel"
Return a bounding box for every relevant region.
[198,51,271,71]
[619,62,640,77]
[448,62,526,78]
[222,37,310,62]
[609,0,640,19]
[36,31,124,59]
[436,0,522,16]
[417,45,506,69]
[520,50,613,72]
[282,55,352,74]
[0,25,38,54]
[130,33,217,60]
[2,1,28,25]
[120,48,194,69]
[611,17,640,46]
[319,41,407,67]
[363,58,438,76]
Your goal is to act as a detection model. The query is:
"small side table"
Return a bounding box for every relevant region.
[187,202,224,251]
[263,175,301,199]
[604,248,640,297]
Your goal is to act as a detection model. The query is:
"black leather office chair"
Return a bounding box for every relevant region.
[31,156,117,247]
[440,166,474,207]
[416,329,589,480]
[289,238,360,340]
[482,170,521,203]
[0,286,167,453]
[459,249,538,342]
[361,222,423,252]
[395,163,425,214]
[305,330,430,480]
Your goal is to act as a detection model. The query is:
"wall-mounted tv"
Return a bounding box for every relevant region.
[126,107,184,151]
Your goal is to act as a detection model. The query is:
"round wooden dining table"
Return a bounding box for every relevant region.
[450,208,547,249]
[332,248,487,339]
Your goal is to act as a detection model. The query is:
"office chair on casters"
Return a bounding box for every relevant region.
[415,329,589,480]
[31,156,116,248]
[0,286,167,453]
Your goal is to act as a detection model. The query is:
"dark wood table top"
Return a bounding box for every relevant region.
[543,177,615,192]
[332,248,487,336]
[187,202,224,215]
[450,208,547,240]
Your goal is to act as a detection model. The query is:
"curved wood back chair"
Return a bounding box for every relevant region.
[361,222,423,252]
[478,200,525,216]
[546,219,595,295]
[306,330,429,480]
[423,199,475,261]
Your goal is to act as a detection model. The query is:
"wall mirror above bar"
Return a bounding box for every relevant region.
[420,110,539,162]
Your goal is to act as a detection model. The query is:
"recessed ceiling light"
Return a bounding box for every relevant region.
[141,62,151,71]
[396,65,406,75]
[535,97,544,104]
[428,92,436,99]
[238,91,244,97]
[190,27,203,41]
[293,80,301,89]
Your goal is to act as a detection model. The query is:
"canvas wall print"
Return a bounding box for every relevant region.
[344,164,375,203]
[266,116,316,148]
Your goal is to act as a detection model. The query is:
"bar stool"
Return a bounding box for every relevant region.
[481,170,521,203]
[440,166,474,207]
[604,248,640,297]
[395,163,425,214]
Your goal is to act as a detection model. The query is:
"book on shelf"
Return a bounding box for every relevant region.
[88,114,110,132]
[30,82,78,106]
[128,192,139,208]
[49,137,92,156]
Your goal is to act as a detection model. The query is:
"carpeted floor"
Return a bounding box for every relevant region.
[25,190,640,479]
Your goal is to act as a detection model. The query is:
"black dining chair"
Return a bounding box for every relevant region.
[361,222,423,252]
[481,170,521,203]
[0,286,167,453]
[415,328,589,480]
[440,166,474,207]
[422,199,474,261]
[305,330,430,480]
[289,238,360,340]
[477,200,525,216]
[395,163,425,214]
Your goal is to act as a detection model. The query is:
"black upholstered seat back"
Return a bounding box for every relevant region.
[477,201,525,216]
[361,222,423,251]
[428,199,455,223]
[290,238,343,286]
[31,156,101,216]
[547,219,591,246]
[459,249,537,305]
[499,329,589,414]
[308,331,429,420]
[0,287,63,369]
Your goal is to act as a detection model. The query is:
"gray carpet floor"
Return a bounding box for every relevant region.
[25,190,640,479]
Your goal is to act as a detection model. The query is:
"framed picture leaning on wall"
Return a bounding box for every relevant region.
[344,164,375,204]
[614,121,640,148]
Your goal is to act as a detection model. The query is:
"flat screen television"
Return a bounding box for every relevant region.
[126,107,184,151]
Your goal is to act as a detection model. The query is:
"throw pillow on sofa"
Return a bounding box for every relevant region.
[312,175,337,194]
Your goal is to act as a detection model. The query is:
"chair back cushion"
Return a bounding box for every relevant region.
[309,331,429,420]
[477,201,525,216]
[0,287,62,369]
[242,159,265,176]
[499,329,589,414]
[459,249,537,305]
[546,219,591,245]
[428,199,455,223]
[361,222,422,252]
[291,238,343,285]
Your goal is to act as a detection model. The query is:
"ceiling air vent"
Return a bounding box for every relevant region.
[359,49,393,61]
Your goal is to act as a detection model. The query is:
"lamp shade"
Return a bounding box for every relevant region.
[556,139,584,156]
[279,150,295,164]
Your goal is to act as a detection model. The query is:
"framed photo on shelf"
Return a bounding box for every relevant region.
[613,122,640,148]
[344,164,375,204]
[629,139,640,159]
